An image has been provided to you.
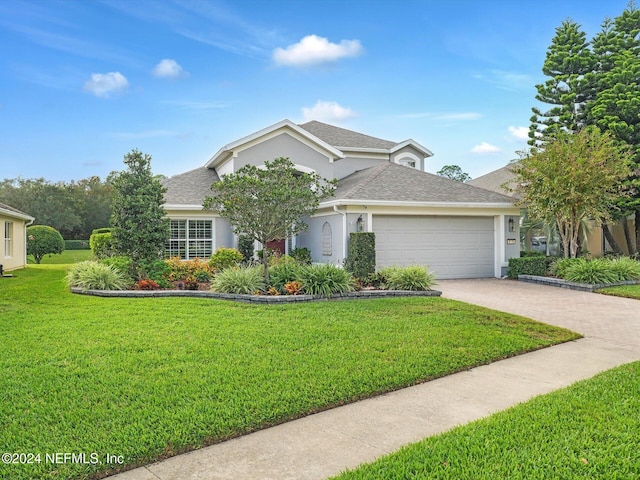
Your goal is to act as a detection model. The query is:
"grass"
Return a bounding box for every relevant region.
[333,361,640,479]
[0,265,579,480]
[27,249,93,265]
[597,284,640,300]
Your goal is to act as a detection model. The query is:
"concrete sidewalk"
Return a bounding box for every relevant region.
[111,279,640,480]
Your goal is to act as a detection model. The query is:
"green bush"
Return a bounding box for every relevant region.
[548,257,581,278]
[165,257,214,282]
[382,265,436,291]
[64,239,90,250]
[520,250,545,257]
[507,256,548,279]
[290,247,313,265]
[27,225,65,264]
[209,247,244,271]
[298,263,354,297]
[564,258,618,284]
[66,261,130,290]
[101,256,133,276]
[211,266,266,294]
[237,234,255,262]
[89,228,114,259]
[269,262,304,293]
[608,257,640,281]
[344,232,376,279]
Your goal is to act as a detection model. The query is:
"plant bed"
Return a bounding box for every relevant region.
[70,287,442,302]
[518,274,640,292]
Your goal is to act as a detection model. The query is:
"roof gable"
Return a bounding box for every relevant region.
[468,163,520,198]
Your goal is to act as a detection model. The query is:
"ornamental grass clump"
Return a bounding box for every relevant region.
[298,263,354,297]
[66,261,131,290]
[608,257,640,281]
[563,258,618,285]
[382,265,436,291]
[268,262,304,294]
[211,265,266,294]
[548,257,580,278]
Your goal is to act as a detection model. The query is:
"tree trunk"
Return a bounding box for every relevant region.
[623,218,635,255]
[602,221,623,255]
[636,210,640,258]
[262,245,270,285]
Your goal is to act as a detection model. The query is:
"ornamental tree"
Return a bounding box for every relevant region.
[27,225,65,264]
[203,157,337,282]
[510,127,634,258]
[110,149,169,276]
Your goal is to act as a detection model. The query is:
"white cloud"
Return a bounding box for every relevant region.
[83,72,128,98]
[152,59,188,78]
[273,35,363,67]
[302,100,357,123]
[471,142,501,154]
[508,126,529,141]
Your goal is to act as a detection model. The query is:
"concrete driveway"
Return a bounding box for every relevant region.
[112,279,640,480]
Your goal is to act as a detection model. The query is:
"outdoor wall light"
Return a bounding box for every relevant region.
[508,217,515,232]
[357,215,364,232]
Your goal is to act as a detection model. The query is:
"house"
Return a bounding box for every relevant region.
[469,163,634,256]
[163,120,520,279]
[0,202,35,272]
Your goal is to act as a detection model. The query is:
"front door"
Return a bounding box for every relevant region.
[266,238,286,255]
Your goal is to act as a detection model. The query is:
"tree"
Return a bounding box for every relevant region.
[110,149,169,275]
[436,165,471,182]
[529,19,595,146]
[510,127,633,258]
[26,225,65,264]
[203,157,336,281]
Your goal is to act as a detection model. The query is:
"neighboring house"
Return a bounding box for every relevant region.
[470,163,633,256]
[0,202,34,272]
[163,120,520,279]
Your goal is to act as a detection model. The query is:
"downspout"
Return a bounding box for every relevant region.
[333,205,348,263]
[25,217,34,268]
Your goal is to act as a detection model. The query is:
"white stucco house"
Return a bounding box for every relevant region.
[0,202,34,272]
[162,120,520,279]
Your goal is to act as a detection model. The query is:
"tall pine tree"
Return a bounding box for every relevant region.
[529,20,594,147]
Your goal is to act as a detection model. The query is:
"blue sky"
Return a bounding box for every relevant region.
[0,0,632,182]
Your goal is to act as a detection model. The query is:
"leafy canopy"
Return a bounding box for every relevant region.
[203,157,336,279]
[436,165,471,182]
[511,127,634,258]
[27,225,65,264]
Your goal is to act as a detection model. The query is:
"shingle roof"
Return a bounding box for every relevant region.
[333,163,516,204]
[299,120,398,150]
[162,167,220,205]
[468,163,520,198]
[0,202,34,220]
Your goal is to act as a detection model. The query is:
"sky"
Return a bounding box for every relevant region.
[0,0,633,182]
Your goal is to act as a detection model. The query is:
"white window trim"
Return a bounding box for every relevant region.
[4,221,13,258]
[166,218,215,260]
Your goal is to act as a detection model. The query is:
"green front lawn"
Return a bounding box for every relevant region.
[597,284,640,300]
[27,249,93,265]
[1,265,579,480]
[334,361,640,479]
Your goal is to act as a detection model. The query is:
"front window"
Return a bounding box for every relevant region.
[4,221,13,258]
[166,220,213,259]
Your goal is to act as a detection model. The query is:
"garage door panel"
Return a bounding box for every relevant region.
[373,215,495,279]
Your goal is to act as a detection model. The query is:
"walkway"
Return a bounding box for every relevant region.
[112,279,640,480]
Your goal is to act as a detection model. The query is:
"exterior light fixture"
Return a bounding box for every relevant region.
[357,215,364,232]
[508,217,515,232]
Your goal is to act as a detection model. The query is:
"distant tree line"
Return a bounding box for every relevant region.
[0,176,114,240]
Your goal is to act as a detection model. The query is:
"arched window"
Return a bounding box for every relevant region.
[321,222,332,256]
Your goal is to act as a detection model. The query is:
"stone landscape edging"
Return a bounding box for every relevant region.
[70,287,442,303]
[518,274,640,292]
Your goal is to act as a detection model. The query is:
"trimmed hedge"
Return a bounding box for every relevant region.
[344,232,376,279]
[507,256,548,279]
[89,228,114,259]
[64,239,90,250]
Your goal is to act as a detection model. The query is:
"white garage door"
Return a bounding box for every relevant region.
[373,215,495,279]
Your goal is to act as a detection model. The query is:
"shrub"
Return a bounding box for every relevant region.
[284,281,303,295]
[382,265,436,291]
[344,232,376,279]
[66,261,130,290]
[211,266,266,294]
[183,276,200,290]
[237,234,255,262]
[362,271,387,289]
[520,250,545,257]
[209,247,244,271]
[608,257,640,281]
[101,256,133,276]
[166,257,214,281]
[64,239,90,250]
[268,262,303,293]
[548,257,581,278]
[135,279,161,290]
[139,259,172,284]
[89,229,114,259]
[27,225,65,264]
[290,247,312,265]
[298,263,354,297]
[564,258,618,284]
[507,256,548,279]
